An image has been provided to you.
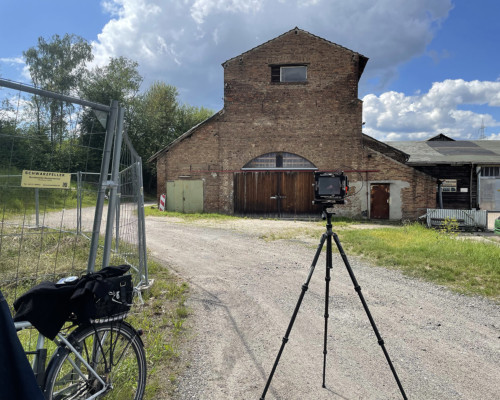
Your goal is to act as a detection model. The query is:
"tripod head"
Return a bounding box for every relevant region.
[321,205,336,221]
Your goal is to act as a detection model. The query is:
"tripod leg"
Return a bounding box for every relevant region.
[332,233,408,400]
[322,215,333,388]
[260,233,327,400]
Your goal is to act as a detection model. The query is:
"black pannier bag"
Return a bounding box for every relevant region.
[71,265,133,324]
[13,265,133,340]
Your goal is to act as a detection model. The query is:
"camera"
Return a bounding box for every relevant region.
[313,171,349,205]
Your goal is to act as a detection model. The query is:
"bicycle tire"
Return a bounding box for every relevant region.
[44,321,146,400]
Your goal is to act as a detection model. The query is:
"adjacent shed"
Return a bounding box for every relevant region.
[388,136,500,211]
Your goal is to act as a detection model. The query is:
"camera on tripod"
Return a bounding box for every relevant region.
[313,171,349,205]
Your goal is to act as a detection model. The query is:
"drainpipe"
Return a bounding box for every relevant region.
[477,166,482,209]
[437,180,443,209]
[366,171,370,218]
[470,163,474,209]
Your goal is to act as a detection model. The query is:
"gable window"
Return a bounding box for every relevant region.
[243,152,316,170]
[271,65,307,83]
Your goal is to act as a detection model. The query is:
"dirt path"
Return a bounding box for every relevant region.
[145,217,500,400]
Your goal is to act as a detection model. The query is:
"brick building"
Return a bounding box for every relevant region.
[149,28,436,220]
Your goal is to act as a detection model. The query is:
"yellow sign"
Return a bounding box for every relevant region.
[21,170,71,189]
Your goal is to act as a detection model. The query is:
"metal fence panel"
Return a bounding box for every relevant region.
[0,79,148,309]
[426,208,488,230]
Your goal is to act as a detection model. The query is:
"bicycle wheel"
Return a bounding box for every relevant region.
[44,321,146,400]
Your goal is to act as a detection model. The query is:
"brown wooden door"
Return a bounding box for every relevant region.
[234,171,318,216]
[234,171,278,214]
[370,184,390,219]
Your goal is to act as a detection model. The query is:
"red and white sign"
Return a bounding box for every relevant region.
[159,194,166,211]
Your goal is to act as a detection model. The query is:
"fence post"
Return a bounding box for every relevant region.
[35,188,40,228]
[102,105,125,269]
[76,172,82,235]
[87,100,119,273]
[136,159,148,285]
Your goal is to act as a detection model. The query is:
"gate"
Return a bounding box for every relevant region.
[234,171,318,217]
[0,79,148,308]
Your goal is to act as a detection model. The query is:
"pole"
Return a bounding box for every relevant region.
[35,188,40,228]
[87,100,118,273]
[102,105,124,269]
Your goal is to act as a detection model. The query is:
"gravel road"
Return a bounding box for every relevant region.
[145,216,499,400]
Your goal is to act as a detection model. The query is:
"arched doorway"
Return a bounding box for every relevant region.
[234,152,319,216]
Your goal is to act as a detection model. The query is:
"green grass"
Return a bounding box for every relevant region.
[126,260,190,399]
[338,223,500,300]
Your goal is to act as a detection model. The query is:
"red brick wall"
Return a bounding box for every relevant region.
[155,29,436,220]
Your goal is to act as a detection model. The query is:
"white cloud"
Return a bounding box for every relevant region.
[363,79,500,141]
[91,0,453,109]
[190,0,263,24]
[0,57,24,65]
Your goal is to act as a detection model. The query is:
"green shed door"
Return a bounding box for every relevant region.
[166,180,204,213]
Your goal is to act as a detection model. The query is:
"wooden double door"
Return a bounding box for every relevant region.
[234,171,318,217]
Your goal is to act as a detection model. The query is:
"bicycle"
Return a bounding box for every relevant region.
[11,266,147,400]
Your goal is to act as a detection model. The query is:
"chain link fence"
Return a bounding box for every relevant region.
[0,79,148,308]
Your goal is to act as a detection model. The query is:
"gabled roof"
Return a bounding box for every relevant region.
[223,27,368,79]
[362,134,409,164]
[387,140,500,165]
[147,111,221,162]
[427,133,455,141]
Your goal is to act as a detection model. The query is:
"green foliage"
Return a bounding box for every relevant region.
[127,81,214,193]
[24,34,93,147]
[127,260,190,397]
[440,217,460,235]
[80,56,142,105]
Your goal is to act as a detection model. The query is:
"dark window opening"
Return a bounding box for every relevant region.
[276,153,283,168]
[482,166,500,177]
[243,152,316,170]
[271,65,307,83]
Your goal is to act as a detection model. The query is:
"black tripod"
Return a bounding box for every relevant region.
[260,208,407,399]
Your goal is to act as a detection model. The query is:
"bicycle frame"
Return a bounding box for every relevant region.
[15,320,109,400]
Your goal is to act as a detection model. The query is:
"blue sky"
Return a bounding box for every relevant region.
[1,0,499,141]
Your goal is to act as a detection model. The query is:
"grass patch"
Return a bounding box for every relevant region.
[127,260,190,398]
[338,223,500,301]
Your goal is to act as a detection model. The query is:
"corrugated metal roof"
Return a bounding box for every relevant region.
[386,140,500,165]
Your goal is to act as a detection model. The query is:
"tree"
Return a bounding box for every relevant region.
[127,82,214,192]
[24,34,93,147]
[79,57,142,105]
[77,57,143,172]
